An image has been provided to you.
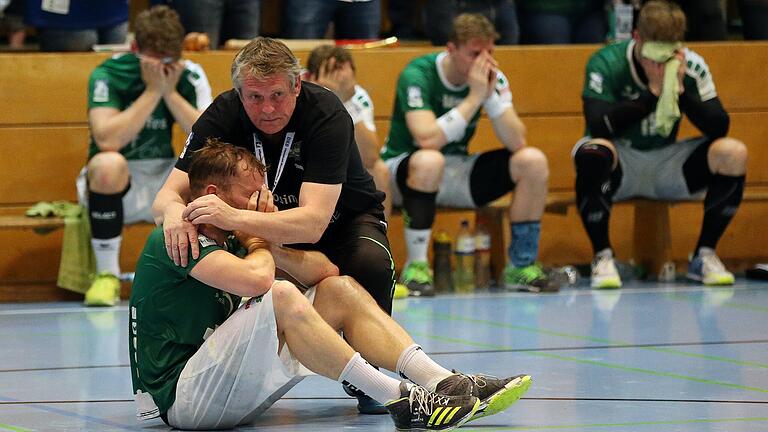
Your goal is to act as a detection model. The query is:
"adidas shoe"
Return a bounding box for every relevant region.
[400,261,435,297]
[591,249,621,289]
[84,272,120,307]
[435,372,532,421]
[386,382,480,431]
[687,247,734,286]
[503,263,557,292]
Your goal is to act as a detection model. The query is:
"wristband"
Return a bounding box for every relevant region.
[343,98,365,125]
[436,107,468,143]
[483,91,511,119]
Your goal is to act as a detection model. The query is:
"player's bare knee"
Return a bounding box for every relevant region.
[710,137,748,174]
[408,149,445,188]
[272,281,310,319]
[87,151,129,192]
[511,147,549,183]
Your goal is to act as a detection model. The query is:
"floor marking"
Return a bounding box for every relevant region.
[406,310,768,369]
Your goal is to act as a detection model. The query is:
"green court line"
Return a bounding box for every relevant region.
[0,423,33,432]
[461,417,768,431]
[405,310,768,369]
[408,332,768,394]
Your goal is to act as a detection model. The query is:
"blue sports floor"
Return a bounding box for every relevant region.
[1,280,767,431]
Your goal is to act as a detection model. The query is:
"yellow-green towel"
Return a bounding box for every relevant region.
[26,201,96,294]
[641,41,683,137]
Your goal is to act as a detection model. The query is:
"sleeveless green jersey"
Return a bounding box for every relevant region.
[382,52,513,159]
[583,39,718,151]
[87,53,212,161]
[129,227,242,417]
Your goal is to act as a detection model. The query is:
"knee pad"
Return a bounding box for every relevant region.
[574,142,614,183]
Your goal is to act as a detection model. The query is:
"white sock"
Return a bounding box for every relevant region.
[404,228,431,265]
[92,236,121,276]
[396,344,453,391]
[338,352,403,404]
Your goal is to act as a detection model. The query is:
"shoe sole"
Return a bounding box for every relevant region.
[395,398,481,431]
[469,375,532,422]
[686,273,735,286]
[591,278,621,289]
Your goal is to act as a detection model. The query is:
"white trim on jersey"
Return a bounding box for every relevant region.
[183,59,213,110]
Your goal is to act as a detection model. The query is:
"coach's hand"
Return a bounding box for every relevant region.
[184,194,241,231]
[162,206,199,267]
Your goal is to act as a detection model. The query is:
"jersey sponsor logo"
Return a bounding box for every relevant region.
[407,86,424,108]
[589,72,604,94]
[274,193,299,206]
[441,94,463,109]
[621,85,640,100]
[93,79,109,103]
[144,117,168,130]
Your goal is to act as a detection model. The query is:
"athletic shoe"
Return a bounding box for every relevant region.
[435,372,532,422]
[400,261,435,297]
[687,247,734,286]
[84,272,120,307]
[503,263,557,292]
[386,382,480,431]
[591,249,622,289]
[343,382,388,415]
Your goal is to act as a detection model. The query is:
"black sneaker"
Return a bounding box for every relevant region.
[435,372,531,421]
[342,382,388,415]
[386,382,480,431]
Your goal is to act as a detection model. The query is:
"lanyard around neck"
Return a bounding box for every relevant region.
[252,132,295,194]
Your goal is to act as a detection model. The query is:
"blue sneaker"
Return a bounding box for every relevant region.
[687,247,734,286]
[343,382,388,415]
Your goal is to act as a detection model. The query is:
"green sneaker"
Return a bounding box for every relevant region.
[400,261,435,297]
[503,264,558,292]
[84,272,120,307]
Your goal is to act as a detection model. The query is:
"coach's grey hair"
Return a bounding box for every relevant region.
[231,37,303,92]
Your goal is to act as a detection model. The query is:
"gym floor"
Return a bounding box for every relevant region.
[1,279,766,431]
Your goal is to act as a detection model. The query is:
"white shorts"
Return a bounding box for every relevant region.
[385,152,481,208]
[167,285,316,430]
[76,158,175,224]
[572,137,708,202]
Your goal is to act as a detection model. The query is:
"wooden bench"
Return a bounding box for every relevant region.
[1,43,767,301]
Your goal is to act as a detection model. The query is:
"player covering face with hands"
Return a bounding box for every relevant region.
[130,140,532,430]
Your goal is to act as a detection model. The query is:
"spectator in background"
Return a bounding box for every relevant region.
[167,0,261,49]
[424,0,519,45]
[576,0,746,289]
[517,0,607,44]
[381,14,552,296]
[282,0,381,40]
[80,5,212,306]
[675,0,727,40]
[737,0,768,40]
[305,45,392,219]
[25,0,128,51]
[1,0,25,49]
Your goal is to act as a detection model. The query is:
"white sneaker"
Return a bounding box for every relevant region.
[591,249,622,289]
[687,247,734,286]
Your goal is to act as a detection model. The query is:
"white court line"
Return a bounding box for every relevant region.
[0,306,128,316]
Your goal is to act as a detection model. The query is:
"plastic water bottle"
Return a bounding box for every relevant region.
[474,223,492,289]
[432,230,453,293]
[454,220,475,293]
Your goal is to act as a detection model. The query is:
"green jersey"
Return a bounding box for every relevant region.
[583,39,718,151]
[382,52,513,159]
[87,53,212,161]
[129,227,242,418]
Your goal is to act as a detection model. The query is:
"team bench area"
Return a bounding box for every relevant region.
[1,42,767,301]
